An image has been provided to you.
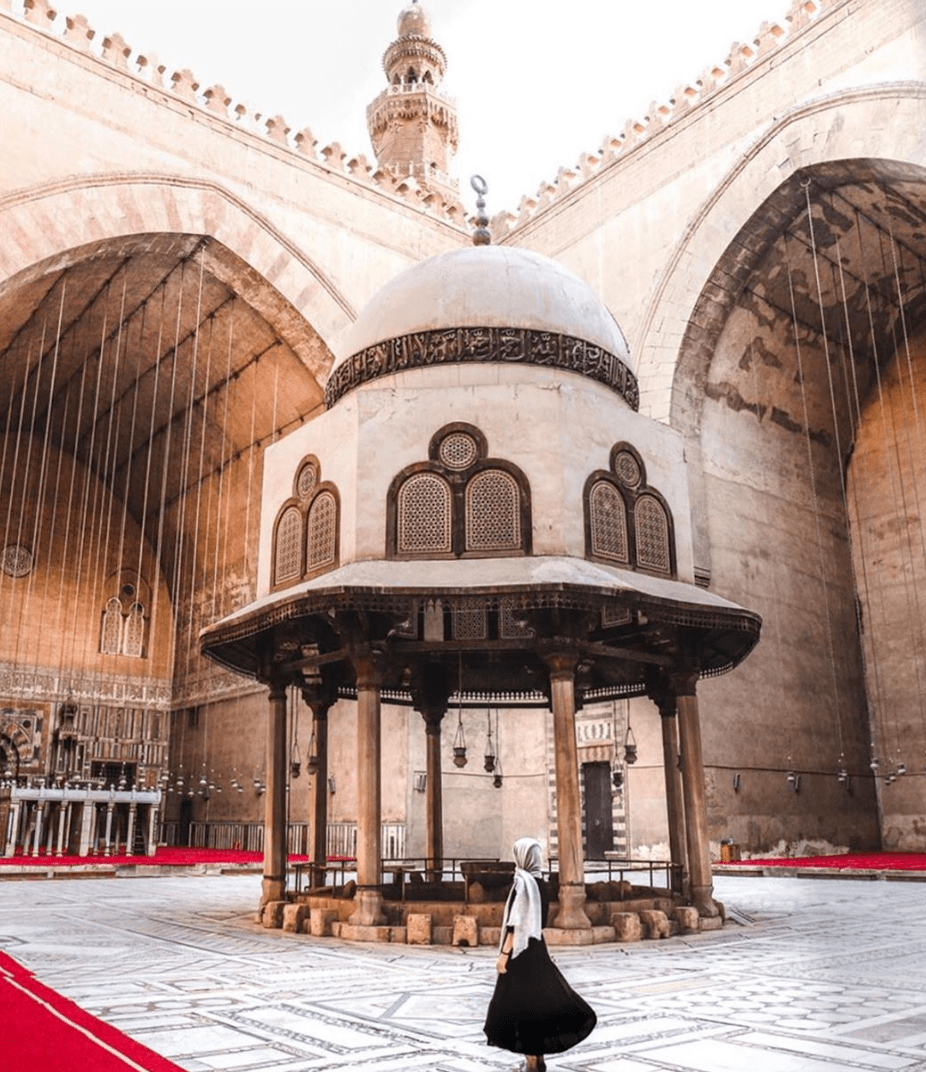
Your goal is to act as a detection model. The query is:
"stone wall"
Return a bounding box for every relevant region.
[2,0,925,857]
[849,332,926,849]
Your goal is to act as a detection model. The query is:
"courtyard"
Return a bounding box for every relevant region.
[1,872,925,1070]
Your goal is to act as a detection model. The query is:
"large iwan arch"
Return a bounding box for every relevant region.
[633,87,926,425]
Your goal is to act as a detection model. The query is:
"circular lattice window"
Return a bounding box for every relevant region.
[439,433,478,470]
[297,461,318,498]
[613,451,642,488]
[1,544,33,578]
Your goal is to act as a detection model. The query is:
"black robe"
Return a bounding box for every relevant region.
[483,879,597,1056]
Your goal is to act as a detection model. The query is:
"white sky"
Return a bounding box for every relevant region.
[30,0,790,211]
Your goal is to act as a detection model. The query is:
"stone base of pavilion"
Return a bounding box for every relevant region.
[258,886,723,945]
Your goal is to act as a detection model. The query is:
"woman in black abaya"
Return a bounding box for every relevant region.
[483,837,596,1071]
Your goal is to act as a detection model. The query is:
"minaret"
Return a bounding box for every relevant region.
[367,1,459,200]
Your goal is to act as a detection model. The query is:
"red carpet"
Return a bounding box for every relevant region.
[0,950,185,1071]
[725,852,926,870]
[0,847,308,868]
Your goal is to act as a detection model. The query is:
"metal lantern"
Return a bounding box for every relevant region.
[623,725,637,766]
[452,708,467,768]
[452,655,468,767]
[305,720,319,774]
[484,709,496,772]
[291,697,302,777]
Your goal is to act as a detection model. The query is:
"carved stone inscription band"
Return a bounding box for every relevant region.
[324,327,640,410]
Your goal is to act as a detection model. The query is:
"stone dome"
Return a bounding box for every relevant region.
[397,1,431,38]
[333,245,632,374]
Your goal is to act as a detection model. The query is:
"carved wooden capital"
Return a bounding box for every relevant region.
[542,650,580,682]
[671,668,700,697]
[645,669,677,716]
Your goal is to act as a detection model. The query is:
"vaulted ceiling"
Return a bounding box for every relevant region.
[0,235,333,596]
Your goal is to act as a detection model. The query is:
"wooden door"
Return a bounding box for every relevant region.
[583,761,613,860]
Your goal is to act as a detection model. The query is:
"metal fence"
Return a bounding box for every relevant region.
[162,820,404,860]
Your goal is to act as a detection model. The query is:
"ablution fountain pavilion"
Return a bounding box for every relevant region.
[201,192,761,944]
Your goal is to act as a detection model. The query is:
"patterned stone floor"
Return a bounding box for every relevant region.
[1,872,926,1071]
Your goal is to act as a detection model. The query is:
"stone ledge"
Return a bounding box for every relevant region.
[331,922,398,942]
[543,925,615,946]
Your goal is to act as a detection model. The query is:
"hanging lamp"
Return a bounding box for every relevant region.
[290,690,302,777]
[452,710,467,768]
[306,720,319,775]
[492,709,503,787]
[452,654,467,767]
[484,708,496,772]
[623,723,637,766]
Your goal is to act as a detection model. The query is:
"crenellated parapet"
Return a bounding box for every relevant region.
[0,0,845,239]
[492,0,840,239]
[0,1,468,227]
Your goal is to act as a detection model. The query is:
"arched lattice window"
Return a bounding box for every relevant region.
[584,443,675,577]
[634,494,672,575]
[123,602,146,657]
[389,425,531,559]
[100,590,147,658]
[100,597,123,655]
[588,480,629,564]
[307,490,337,571]
[397,473,452,554]
[465,469,521,552]
[274,506,303,585]
[271,458,341,588]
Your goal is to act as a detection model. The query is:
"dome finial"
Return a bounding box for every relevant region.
[471,175,491,246]
[397,0,431,38]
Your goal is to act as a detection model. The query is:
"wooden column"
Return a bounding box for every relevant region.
[673,669,718,917]
[351,653,385,926]
[423,710,444,878]
[546,652,591,929]
[261,679,289,906]
[412,663,451,880]
[648,676,687,897]
[304,692,331,882]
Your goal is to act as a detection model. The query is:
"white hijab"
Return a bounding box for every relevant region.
[499,836,544,959]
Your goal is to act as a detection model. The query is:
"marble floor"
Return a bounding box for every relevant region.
[1,872,925,1071]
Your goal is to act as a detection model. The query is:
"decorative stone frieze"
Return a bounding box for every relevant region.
[0,661,172,708]
[324,327,640,410]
